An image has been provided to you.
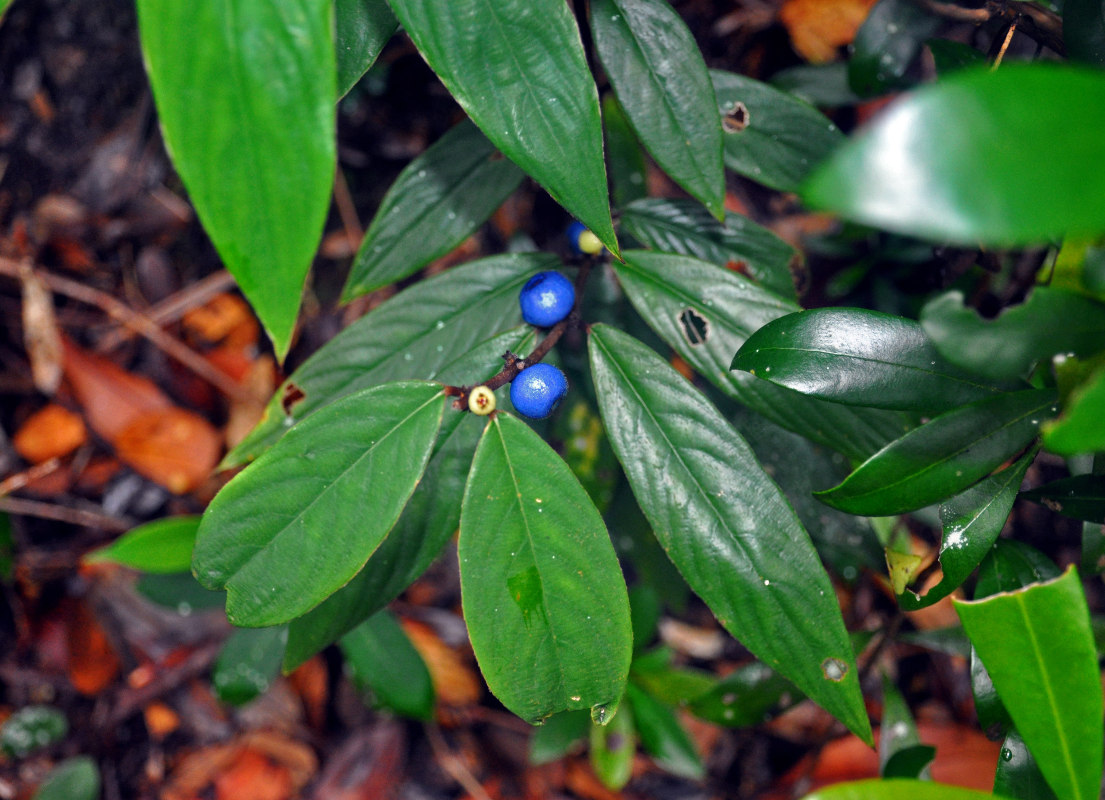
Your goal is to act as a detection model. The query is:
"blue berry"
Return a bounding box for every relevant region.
[567,221,604,255]
[567,221,588,254]
[510,363,568,419]
[519,271,575,328]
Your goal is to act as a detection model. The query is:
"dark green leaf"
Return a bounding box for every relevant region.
[590,701,635,789]
[879,674,927,778]
[136,0,335,358]
[335,0,397,97]
[619,198,799,300]
[733,308,1017,412]
[925,39,985,75]
[388,0,618,254]
[529,710,590,764]
[31,757,99,800]
[613,252,910,462]
[85,516,198,573]
[816,390,1056,516]
[710,69,843,192]
[1043,367,1105,455]
[956,568,1103,800]
[771,62,860,107]
[899,448,1035,610]
[459,413,632,724]
[602,96,648,208]
[1022,474,1105,523]
[212,626,286,706]
[194,382,444,626]
[629,647,714,707]
[848,0,939,96]
[994,729,1059,800]
[976,540,1062,597]
[882,745,936,781]
[137,572,225,613]
[800,780,995,800]
[628,585,661,654]
[1065,0,1105,67]
[589,324,871,743]
[625,683,703,780]
[590,0,723,217]
[1,706,67,758]
[340,610,434,720]
[920,288,1105,382]
[224,254,551,467]
[343,121,525,298]
[689,660,800,727]
[804,64,1105,247]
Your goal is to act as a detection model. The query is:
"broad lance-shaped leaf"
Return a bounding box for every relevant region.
[956,568,1104,800]
[1044,366,1105,455]
[335,0,397,98]
[224,253,553,467]
[612,252,910,462]
[801,780,997,800]
[194,381,444,626]
[1022,474,1105,524]
[388,0,619,256]
[733,307,1017,412]
[590,0,724,218]
[803,64,1105,246]
[589,324,872,744]
[342,120,525,299]
[340,610,435,720]
[898,448,1035,611]
[459,413,632,724]
[85,515,199,574]
[136,0,335,359]
[817,389,1057,516]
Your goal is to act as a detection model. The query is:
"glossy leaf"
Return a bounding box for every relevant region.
[613,252,910,462]
[388,0,618,255]
[956,568,1103,800]
[994,729,1059,800]
[619,198,799,300]
[136,0,335,358]
[343,120,525,298]
[804,64,1105,247]
[879,674,929,778]
[459,413,632,724]
[590,0,724,217]
[920,288,1105,382]
[212,626,286,706]
[1022,474,1105,524]
[602,96,648,208]
[32,757,100,800]
[529,710,590,764]
[194,382,444,626]
[1065,0,1105,67]
[340,610,434,720]
[689,660,800,727]
[710,69,843,192]
[848,0,939,96]
[801,779,996,800]
[0,706,67,758]
[589,324,871,743]
[1043,367,1105,455]
[816,390,1057,516]
[898,448,1035,610]
[335,0,397,97]
[925,39,985,75]
[225,254,552,467]
[85,515,198,573]
[733,307,1016,412]
[281,331,535,671]
[590,701,635,789]
[625,683,704,780]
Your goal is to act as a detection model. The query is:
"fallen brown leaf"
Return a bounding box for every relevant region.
[113,407,220,494]
[780,0,878,62]
[13,404,87,463]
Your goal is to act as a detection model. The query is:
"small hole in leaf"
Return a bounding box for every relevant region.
[722,101,750,133]
[821,657,848,682]
[679,308,710,346]
[281,382,306,415]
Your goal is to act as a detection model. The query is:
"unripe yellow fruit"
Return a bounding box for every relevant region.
[469,385,496,416]
[577,229,604,255]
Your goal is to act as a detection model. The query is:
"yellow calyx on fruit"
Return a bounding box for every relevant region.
[577,229,603,255]
[469,385,496,416]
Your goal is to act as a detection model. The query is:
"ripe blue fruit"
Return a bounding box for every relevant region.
[519,270,575,327]
[510,363,568,419]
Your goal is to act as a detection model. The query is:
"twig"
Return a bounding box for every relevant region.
[0,457,63,496]
[0,496,131,532]
[424,723,493,800]
[98,639,223,727]
[917,0,1065,56]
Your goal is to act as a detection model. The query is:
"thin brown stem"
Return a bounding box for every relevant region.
[0,496,131,532]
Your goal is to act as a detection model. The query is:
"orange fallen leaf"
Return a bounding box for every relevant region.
[402,619,482,714]
[780,0,878,63]
[144,701,180,740]
[114,407,220,494]
[13,404,87,463]
[214,748,294,800]
[164,732,316,800]
[66,599,121,695]
[182,293,259,351]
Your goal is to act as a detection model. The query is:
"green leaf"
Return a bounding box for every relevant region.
[733,308,1017,412]
[800,780,996,800]
[459,413,632,723]
[602,96,649,209]
[590,0,723,218]
[613,252,910,462]
[194,382,444,626]
[1043,366,1105,455]
[136,0,335,358]
[335,0,397,98]
[879,674,929,779]
[340,610,434,720]
[1022,474,1105,523]
[771,62,860,108]
[85,516,198,573]
[995,729,1059,800]
[1,706,67,758]
[898,448,1035,610]
[848,0,938,96]
[882,745,936,781]
[816,390,1056,516]
[388,0,618,255]
[589,324,871,743]
[629,647,714,707]
[1065,0,1105,67]
[224,253,552,467]
[710,69,843,192]
[137,572,225,613]
[956,568,1103,800]
[619,198,799,300]
[529,710,590,765]
[920,288,1105,382]
[32,757,100,800]
[804,64,1105,247]
[925,39,985,76]
[625,683,703,780]
[590,701,635,789]
[689,660,800,727]
[342,120,525,298]
[212,626,286,706]
[281,330,534,671]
